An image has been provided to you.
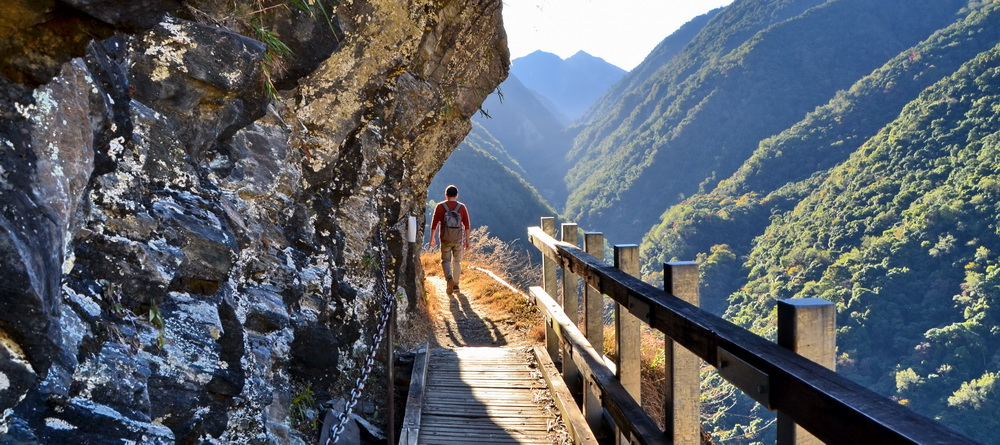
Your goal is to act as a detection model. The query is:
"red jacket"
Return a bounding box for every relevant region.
[431,201,470,238]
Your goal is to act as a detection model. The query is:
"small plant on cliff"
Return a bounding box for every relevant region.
[148,300,166,350]
[290,385,318,428]
[253,23,292,99]
[362,250,379,271]
[192,1,341,100]
[99,279,126,316]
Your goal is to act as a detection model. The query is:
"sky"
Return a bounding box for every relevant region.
[503,0,736,71]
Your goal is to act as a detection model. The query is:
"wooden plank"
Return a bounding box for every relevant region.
[423,400,547,408]
[541,217,559,299]
[562,223,583,402]
[534,345,600,445]
[400,345,429,445]
[542,218,560,363]
[530,286,668,445]
[416,347,568,445]
[528,226,975,444]
[421,418,554,427]
[562,223,581,323]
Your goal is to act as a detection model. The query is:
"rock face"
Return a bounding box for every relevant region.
[0,0,507,443]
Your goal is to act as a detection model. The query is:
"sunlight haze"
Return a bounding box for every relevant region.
[503,0,735,71]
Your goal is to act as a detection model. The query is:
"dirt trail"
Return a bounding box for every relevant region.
[425,274,535,348]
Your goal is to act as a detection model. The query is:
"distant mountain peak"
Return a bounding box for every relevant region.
[516,50,563,63]
[510,50,626,122]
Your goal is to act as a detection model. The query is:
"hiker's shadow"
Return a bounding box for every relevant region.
[446,290,506,347]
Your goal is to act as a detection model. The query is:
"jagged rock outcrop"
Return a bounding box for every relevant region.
[0,0,507,443]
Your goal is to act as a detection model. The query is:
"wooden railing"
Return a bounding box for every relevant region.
[528,217,974,445]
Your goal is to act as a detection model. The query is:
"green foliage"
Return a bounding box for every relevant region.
[148,299,166,350]
[896,368,924,394]
[217,0,341,100]
[565,0,971,246]
[717,28,1000,441]
[100,279,125,316]
[948,372,997,409]
[253,23,292,100]
[289,385,318,428]
[362,250,379,271]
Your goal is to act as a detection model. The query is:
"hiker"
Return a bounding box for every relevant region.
[429,184,471,294]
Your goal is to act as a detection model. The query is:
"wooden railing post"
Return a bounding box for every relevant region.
[582,232,606,438]
[614,247,642,385]
[561,224,582,398]
[583,233,605,350]
[561,224,580,323]
[777,298,836,445]
[541,217,559,361]
[541,217,558,296]
[615,245,642,445]
[664,262,700,444]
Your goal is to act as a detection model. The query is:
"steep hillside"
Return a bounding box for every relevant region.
[579,7,721,125]
[728,38,1000,442]
[642,1,1000,313]
[510,50,626,122]
[429,122,556,247]
[564,0,970,245]
[611,1,1000,442]
[474,74,571,204]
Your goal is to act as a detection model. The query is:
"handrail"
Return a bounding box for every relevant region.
[530,285,666,445]
[398,345,428,445]
[528,225,975,444]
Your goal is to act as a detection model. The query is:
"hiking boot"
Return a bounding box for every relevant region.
[453,283,460,293]
[446,279,455,295]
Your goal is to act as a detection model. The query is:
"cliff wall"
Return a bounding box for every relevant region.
[0,0,507,442]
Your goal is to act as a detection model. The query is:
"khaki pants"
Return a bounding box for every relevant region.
[440,241,463,283]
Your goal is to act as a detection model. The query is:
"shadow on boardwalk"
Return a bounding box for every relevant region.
[416,348,569,444]
[411,275,570,444]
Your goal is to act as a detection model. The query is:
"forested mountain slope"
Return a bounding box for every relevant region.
[642,2,1000,313]
[474,74,571,203]
[578,7,720,126]
[564,0,970,245]
[732,38,1000,442]
[611,1,1000,441]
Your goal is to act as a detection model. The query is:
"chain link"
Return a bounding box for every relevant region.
[326,228,396,444]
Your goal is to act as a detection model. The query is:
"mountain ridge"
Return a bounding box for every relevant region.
[511,49,626,123]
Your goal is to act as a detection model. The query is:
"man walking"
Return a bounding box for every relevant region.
[429,185,471,295]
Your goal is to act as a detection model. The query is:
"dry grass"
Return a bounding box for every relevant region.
[418,251,444,321]
[601,319,671,431]
[414,227,543,344]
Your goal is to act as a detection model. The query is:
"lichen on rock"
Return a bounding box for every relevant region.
[0,0,507,443]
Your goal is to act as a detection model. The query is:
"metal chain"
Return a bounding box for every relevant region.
[326,228,396,444]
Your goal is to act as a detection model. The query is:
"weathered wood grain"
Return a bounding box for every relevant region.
[400,346,429,445]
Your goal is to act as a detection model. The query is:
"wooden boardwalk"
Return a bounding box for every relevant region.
[404,347,573,444]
